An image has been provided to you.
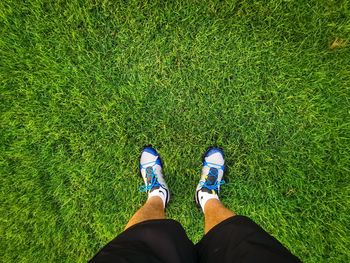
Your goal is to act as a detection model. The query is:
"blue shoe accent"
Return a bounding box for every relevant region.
[139,147,162,170]
[142,147,158,156]
[202,147,225,171]
[204,147,224,160]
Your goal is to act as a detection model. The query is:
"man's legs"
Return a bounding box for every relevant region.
[125,196,165,229]
[126,146,235,232]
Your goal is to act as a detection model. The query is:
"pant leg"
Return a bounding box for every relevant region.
[90,219,197,263]
[195,216,301,263]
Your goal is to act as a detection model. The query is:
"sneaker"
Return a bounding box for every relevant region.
[195,147,225,211]
[139,146,170,208]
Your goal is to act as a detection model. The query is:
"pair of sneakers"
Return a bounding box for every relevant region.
[139,146,225,211]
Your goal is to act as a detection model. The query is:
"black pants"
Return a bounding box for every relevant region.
[91,216,301,263]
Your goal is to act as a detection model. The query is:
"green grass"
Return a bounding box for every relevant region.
[1,0,350,262]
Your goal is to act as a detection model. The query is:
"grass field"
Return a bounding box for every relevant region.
[1,0,350,262]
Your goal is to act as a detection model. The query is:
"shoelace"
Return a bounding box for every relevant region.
[139,167,161,192]
[200,162,225,191]
[199,176,225,191]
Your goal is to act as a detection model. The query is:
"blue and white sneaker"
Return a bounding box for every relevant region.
[195,147,225,211]
[139,146,170,208]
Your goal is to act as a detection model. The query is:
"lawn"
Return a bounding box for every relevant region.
[1,0,349,262]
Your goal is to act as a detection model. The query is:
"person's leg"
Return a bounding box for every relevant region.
[125,146,170,229]
[194,147,300,263]
[203,198,235,233]
[125,196,165,229]
[195,147,233,233]
[91,146,196,263]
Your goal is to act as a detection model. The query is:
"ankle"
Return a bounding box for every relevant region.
[197,190,219,212]
[204,198,221,213]
[148,187,168,208]
[147,196,165,208]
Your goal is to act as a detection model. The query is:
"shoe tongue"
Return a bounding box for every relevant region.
[207,167,218,185]
[145,166,154,183]
[145,166,153,174]
[209,167,218,176]
[200,167,219,194]
[145,166,160,192]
